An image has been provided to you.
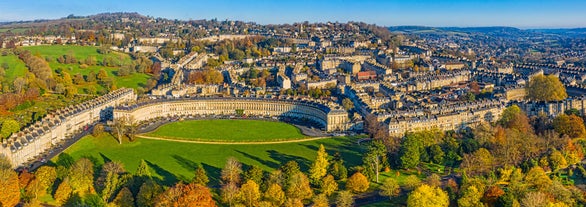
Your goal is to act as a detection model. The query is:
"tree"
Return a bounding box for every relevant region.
[136,179,163,207]
[457,186,484,207]
[336,191,354,207]
[221,182,239,207]
[263,183,285,207]
[346,172,369,193]
[221,157,242,185]
[309,144,329,183]
[92,123,105,137]
[526,74,567,101]
[400,133,422,169]
[54,178,73,205]
[286,172,313,201]
[243,165,263,186]
[553,114,586,138]
[525,166,552,191]
[379,178,400,200]
[521,191,548,207]
[407,184,449,207]
[193,164,209,186]
[97,69,108,80]
[320,174,338,196]
[68,157,95,196]
[549,149,568,171]
[312,194,329,207]
[460,148,494,176]
[0,155,20,207]
[363,141,387,182]
[330,154,348,180]
[342,98,354,111]
[113,187,135,207]
[113,117,128,144]
[156,183,216,207]
[1,119,19,139]
[98,161,128,202]
[239,180,261,207]
[34,166,57,195]
[281,160,301,184]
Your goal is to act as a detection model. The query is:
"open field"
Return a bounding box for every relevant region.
[0,54,28,83]
[146,119,306,142]
[61,134,365,185]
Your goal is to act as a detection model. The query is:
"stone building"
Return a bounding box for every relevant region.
[0,88,136,167]
[114,97,349,132]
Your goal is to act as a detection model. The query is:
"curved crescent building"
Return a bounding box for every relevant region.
[114,97,349,132]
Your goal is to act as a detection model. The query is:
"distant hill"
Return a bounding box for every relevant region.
[389,25,586,37]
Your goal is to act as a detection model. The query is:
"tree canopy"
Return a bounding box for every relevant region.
[526,74,567,101]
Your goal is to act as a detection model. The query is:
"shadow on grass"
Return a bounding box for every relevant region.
[300,138,365,167]
[267,150,311,172]
[145,160,178,186]
[235,150,280,169]
[201,163,222,187]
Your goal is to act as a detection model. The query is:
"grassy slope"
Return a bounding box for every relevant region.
[24,45,149,89]
[62,134,364,185]
[0,54,28,83]
[146,119,306,142]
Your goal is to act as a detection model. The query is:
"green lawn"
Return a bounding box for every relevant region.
[146,119,307,142]
[61,134,364,185]
[0,54,28,82]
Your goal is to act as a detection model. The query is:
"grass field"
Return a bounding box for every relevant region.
[146,119,306,142]
[23,45,149,89]
[61,134,364,185]
[0,54,28,82]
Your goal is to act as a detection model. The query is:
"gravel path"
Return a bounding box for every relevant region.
[135,134,332,145]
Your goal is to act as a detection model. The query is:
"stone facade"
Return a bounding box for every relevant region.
[0,88,136,168]
[114,97,349,132]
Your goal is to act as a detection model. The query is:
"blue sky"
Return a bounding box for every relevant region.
[0,0,585,28]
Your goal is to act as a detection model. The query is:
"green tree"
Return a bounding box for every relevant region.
[346,172,369,193]
[193,164,210,186]
[243,165,264,186]
[34,166,57,195]
[309,144,329,183]
[525,166,552,191]
[379,178,400,200]
[549,149,568,171]
[330,153,348,180]
[363,140,387,182]
[526,74,567,101]
[457,186,484,207]
[68,157,95,196]
[400,134,422,169]
[0,119,20,140]
[407,184,449,207]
